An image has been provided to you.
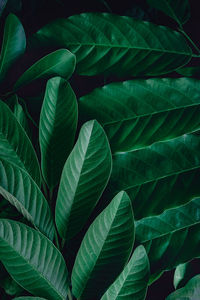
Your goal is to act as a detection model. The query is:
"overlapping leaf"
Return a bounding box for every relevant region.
[107,134,200,219]
[0,100,40,185]
[55,120,112,240]
[101,245,149,300]
[32,13,192,76]
[39,77,78,188]
[79,78,200,152]
[0,219,69,300]
[71,191,135,300]
[0,159,55,240]
[174,259,200,289]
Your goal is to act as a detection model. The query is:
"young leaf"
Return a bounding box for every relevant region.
[0,158,55,240]
[0,100,41,185]
[14,49,76,90]
[71,191,135,300]
[0,219,69,300]
[32,13,192,77]
[0,13,26,81]
[174,259,200,289]
[101,245,149,300]
[135,197,200,274]
[39,77,78,189]
[166,275,200,300]
[147,0,190,25]
[55,120,112,240]
[79,77,200,152]
[107,134,200,220]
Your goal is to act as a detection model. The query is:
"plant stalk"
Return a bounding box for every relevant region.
[67,287,73,300]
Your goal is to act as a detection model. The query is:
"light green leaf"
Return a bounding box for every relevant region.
[14,49,76,90]
[174,259,200,289]
[55,120,112,240]
[135,197,200,274]
[0,158,55,240]
[0,100,40,185]
[79,77,200,152]
[71,191,135,300]
[101,245,149,300]
[107,134,200,220]
[32,13,192,76]
[0,13,26,81]
[39,77,78,189]
[0,219,69,300]
[147,0,190,25]
[166,275,200,300]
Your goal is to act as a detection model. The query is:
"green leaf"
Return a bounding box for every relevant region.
[0,100,40,185]
[0,219,69,299]
[55,120,112,240]
[166,275,200,300]
[39,77,78,189]
[14,49,76,90]
[176,66,200,77]
[0,158,55,240]
[135,197,200,274]
[107,134,200,220]
[0,14,26,81]
[71,191,135,300]
[1,275,23,296]
[14,298,47,300]
[101,245,149,300]
[174,259,200,289]
[32,13,192,77]
[79,77,200,152]
[147,0,190,25]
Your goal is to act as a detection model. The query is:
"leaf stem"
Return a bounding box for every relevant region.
[68,287,73,300]
[179,28,200,55]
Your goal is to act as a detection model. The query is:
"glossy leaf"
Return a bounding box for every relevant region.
[71,191,135,300]
[0,13,26,81]
[55,120,112,240]
[79,77,200,152]
[147,0,190,25]
[174,259,200,289]
[135,197,200,274]
[14,49,76,90]
[32,13,192,76]
[0,158,55,240]
[0,100,40,185]
[101,245,149,300]
[166,275,200,300]
[107,134,200,219]
[0,219,69,299]
[39,77,78,188]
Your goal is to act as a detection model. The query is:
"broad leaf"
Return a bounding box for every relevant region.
[79,78,200,152]
[55,120,112,240]
[14,49,76,90]
[0,100,40,185]
[101,245,149,300]
[107,134,200,219]
[71,191,135,300]
[147,0,190,25]
[166,275,200,300]
[39,77,78,188]
[0,159,55,240]
[0,13,26,81]
[135,197,200,274]
[32,13,192,76]
[0,219,69,299]
[174,259,200,289]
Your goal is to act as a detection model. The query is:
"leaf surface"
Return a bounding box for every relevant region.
[174,259,200,289]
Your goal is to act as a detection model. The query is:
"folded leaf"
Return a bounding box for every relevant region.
[174,259,200,289]
[55,120,112,240]
[107,134,200,219]
[135,197,200,274]
[79,77,200,152]
[0,158,55,240]
[72,191,135,300]
[14,49,76,89]
[39,77,78,188]
[32,13,192,76]
[0,219,69,300]
[101,245,149,300]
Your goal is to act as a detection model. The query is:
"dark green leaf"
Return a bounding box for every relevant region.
[71,191,135,300]
[39,77,78,188]
[55,120,112,240]
[174,259,200,289]
[32,13,192,76]
[176,66,200,77]
[14,298,47,300]
[1,275,23,296]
